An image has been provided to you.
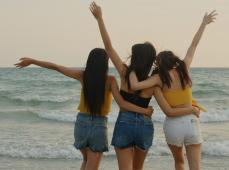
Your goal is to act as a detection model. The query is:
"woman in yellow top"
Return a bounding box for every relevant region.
[15,48,154,170]
[130,11,217,170]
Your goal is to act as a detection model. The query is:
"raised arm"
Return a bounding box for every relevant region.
[153,86,200,117]
[184,10,217,69]
[90,2,125,77]
[109,76,153,117]
[15,58,83,81]
[129,71,162,90]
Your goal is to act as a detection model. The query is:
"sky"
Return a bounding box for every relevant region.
[0,0,228,67]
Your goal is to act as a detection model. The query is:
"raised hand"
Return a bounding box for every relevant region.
[202,10,218,25]
[184,10,218,68]
[90,1,102,20]
[14,57,34,68]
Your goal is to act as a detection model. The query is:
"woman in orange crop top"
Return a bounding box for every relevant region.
[15,48,154,170]
[129,11,217,170]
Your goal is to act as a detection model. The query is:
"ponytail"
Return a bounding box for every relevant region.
[175,59,192,89]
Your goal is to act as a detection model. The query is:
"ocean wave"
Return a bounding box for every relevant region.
[0,140,228,159]
[200,109,229,123]
[2,107,229,124]
[192,89,229,97]
[0,95,77,106]
[31,108,229,123]
[202,141,229,157]
[33,110,77,122]
[0,109,77,123]
[151,108,229,123]
[0,145,81,159]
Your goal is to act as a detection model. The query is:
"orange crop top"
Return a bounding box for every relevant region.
[77,88,112,116]
[163,88,206,112]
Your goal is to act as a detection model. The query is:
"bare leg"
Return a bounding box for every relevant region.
[133,147,148,170]
[168,144,185,170]
[185,144,201,170]
[80,149,87,170]
[115,147,134,170]
[84,148,103,170]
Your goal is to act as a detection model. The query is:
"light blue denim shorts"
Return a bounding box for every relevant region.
[74,113,108,152]
[111,111,154,151]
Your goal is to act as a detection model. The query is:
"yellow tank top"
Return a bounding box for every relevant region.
[77,87,112,116]
[163,88,206,112]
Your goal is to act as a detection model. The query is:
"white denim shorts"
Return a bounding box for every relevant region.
[163,114,202,147]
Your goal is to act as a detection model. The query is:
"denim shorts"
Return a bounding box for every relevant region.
[111,111,154,151]
[74,113,108,152]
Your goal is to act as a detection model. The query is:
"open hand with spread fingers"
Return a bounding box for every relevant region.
[202,10,218,25]
[90,1,102,20]
[14,57,34,68]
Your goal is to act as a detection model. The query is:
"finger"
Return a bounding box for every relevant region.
[92,2,96,8]
[209,10,216,15]
[14,63,19,65]
[93,2,97,8]
[89,5,94,11]
[89,7,93,13]
[15,65,21,68]
[209,20,215,23]
[90,3,94,10]
[90,6,95,14]
[211,13,218,17]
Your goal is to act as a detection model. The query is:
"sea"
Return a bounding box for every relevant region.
[0,67,229,170]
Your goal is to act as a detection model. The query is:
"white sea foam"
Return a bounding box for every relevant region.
[151,108,229,123]
[0,145,81,159]
[33,110,77,122]
[1,106,229,123]
[7,94,77,103]
[202,141,229,157]
[0,140,228,159]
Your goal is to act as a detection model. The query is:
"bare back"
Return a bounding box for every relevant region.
[162,68,192,108]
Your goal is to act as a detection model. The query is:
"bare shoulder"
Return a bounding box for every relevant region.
[76,70,84,82]
[151,73,162,87]
[77,70,84,76]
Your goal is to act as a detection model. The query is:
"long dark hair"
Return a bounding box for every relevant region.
[156,51,192,89]
[125,42,156,91]
[83,48,108,115]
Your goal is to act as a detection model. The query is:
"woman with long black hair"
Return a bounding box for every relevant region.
[129,11,217,170]
[14,48,154,170]
[90,2,200,170]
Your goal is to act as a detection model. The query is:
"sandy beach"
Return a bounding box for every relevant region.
[1,156,229,170]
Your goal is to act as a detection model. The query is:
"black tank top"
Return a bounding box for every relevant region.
[120,90,151,108]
